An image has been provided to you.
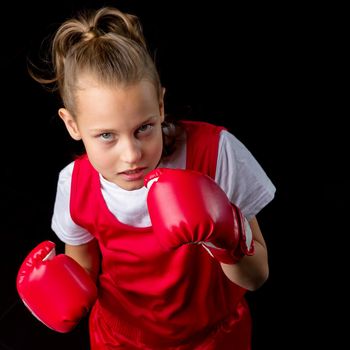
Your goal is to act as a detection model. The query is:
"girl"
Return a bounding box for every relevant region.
[23,6,276,349]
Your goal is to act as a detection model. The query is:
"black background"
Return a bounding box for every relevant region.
[0,1,345,349]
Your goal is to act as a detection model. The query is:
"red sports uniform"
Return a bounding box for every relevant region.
[70,121,252,349]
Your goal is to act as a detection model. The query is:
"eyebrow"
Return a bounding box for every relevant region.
[90,115,159,134]
[137,115,158,126]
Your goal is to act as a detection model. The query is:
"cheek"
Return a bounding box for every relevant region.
[147,130,163,158]
[83,141,114,170]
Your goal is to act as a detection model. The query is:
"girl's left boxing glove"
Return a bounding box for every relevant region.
[145,168,254,264]
[16,240,97,333]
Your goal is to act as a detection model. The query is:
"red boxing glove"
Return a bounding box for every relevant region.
[145,168,254,264]
[16,241,98,333]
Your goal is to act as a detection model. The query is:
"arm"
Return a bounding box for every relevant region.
[220,216,269,291]
[145,168,265,283]
[65,238,101,283]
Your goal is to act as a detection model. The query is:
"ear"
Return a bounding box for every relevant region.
[159,87,166,122]
[58,108,82,140]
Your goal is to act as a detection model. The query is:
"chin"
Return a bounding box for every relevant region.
[122,181,144,191]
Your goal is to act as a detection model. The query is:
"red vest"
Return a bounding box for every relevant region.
[70,121,251,349]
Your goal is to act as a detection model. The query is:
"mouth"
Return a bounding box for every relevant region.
[119,167,147,181]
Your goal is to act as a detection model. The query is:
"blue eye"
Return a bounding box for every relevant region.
[100,133,113,141]
[137,123,153,134]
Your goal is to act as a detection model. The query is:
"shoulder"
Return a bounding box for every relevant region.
[216,128,271,178]
[216,130,276,218]
[218,130,254,160]
[57,161,75,185]
[180,120,225,177]
[55,160,77,198]
[180,120,226,135]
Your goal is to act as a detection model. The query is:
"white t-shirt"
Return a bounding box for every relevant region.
[51,130,276,246]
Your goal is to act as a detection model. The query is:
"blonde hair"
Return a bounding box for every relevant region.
[30,7,162,117]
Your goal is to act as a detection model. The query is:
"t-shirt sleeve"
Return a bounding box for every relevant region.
[215,130,276,220]
[51,161,95,245]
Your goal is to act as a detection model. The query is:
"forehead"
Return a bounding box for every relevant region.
[74,77,160,125]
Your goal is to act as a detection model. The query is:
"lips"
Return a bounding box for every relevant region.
[119,167,147,181]
[120,167,146,175]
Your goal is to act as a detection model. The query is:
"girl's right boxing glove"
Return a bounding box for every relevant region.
[16,240,98,333]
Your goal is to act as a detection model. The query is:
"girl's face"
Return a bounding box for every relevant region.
[59,78,165,191]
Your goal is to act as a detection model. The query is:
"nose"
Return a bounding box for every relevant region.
[120,137,142,164]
